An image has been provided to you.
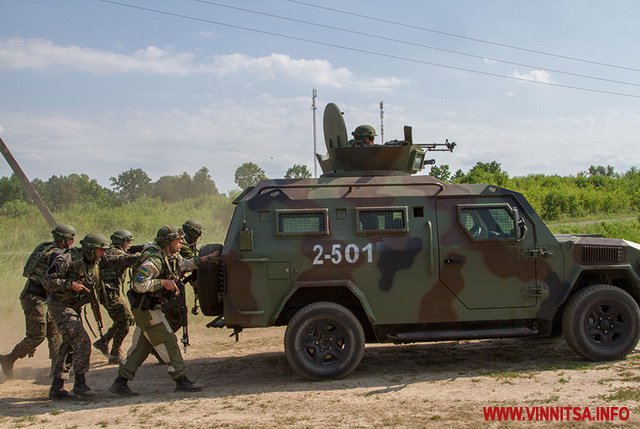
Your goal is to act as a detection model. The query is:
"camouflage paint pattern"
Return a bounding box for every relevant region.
[206,162,640,340]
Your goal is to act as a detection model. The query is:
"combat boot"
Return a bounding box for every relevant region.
[109,376,139,396]
[108,349,124,364]
[72,373,95,398]
[48,377,70,399]
[92,339,109,357]
[0,353,17,379]
[175,376,203,392]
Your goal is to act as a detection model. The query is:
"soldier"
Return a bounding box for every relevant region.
[92,230,137,364]
[0,224,76,379]
[181,219,204,313]
[164,219,205,331]
[46,233,137,399]
[349,125,377,146]
[109,225,219,396]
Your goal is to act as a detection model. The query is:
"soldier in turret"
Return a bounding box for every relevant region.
[92,230,138,364]
[349,124,377,146]
[0,224,76,379]
[46,233,138,399]
[109,225,219,396]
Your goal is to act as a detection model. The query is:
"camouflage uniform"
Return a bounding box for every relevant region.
[0,225,76,379]
[94,244,136,363]
[110,225,205,396]
[46,234,136,398]
[165,220,202,331]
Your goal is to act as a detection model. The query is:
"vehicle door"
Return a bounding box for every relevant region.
[435,197,539,310]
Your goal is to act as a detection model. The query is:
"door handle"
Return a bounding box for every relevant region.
[444,258,464,264]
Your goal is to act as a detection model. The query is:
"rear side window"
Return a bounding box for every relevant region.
[356,207,408,234]
[458,205,515,241]
[276,209,329,237]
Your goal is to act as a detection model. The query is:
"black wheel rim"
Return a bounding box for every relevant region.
[301,318,349,367]
[584,300,631,347]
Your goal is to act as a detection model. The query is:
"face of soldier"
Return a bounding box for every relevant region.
[123,239,132,252]
[64,237,75,249]
[94,247,106,260]
[169,238,183,254]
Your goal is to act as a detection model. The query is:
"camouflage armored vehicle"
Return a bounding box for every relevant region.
[199,103,640,380]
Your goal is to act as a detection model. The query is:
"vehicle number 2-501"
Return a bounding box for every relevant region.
[312,243,373,265]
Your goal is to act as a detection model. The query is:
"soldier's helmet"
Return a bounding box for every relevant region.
[155,225,184,247]
[52,224,77,242]
[352,125,377,139]
[182,219,204,238]
[80,233,110,252]
[111,229,133,246]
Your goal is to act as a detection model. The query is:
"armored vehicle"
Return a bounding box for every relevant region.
[199,103,640,380]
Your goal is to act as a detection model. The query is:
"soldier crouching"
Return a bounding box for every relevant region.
[109,225,219,396]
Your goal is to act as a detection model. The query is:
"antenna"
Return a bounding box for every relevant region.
[379,101,384,143]
[312,89,318,178]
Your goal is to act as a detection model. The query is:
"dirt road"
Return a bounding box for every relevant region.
[1,325,638,428]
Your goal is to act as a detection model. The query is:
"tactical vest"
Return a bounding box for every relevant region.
[129,244,179,308]
[49,248,98,308]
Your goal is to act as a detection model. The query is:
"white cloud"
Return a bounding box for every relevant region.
[0,37,404,90]
[510,69,552,83]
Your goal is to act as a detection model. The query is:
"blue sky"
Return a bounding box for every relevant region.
[1,0,640,193]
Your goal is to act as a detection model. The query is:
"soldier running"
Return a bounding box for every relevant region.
[0,224,76,379]
[109,225,219,396]
[92,230,138,364]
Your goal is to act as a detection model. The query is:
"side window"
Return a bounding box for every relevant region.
[458,205,515,241]
[356,207,408,234]
[276,209,329,237]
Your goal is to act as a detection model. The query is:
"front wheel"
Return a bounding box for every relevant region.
[562,284,640,361]
[284,301,365,381]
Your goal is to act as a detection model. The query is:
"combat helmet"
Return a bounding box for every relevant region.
[351,125,377,139]
[111,229,133,246]
[52,224,77,243]
[80,233,110,252]
[182,219,204,238]
[155,225,184,247]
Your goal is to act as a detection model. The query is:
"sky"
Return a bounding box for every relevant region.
[1,0,640,193]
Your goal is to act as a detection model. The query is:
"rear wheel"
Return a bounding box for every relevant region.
[562,284,640,361]
[285,301,365,381]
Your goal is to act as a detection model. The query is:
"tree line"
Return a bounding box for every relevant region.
[1,161,638,222]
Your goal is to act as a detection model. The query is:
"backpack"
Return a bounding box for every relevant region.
[22,241,57,284]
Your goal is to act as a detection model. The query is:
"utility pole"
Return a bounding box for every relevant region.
[379,101,384,143]
[312,89,318,178]
[0,136,58,228]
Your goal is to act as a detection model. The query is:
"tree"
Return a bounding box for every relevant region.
[454,161,509,186]
[284,164,312,179]
[234,162,267,189]
[428,164,451,182]
[0,174,26,207]
[110,168,151,203]
[192,167,218,196]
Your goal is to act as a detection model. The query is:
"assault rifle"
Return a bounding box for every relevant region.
[81,280,105,344]
[166,276,190,353]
